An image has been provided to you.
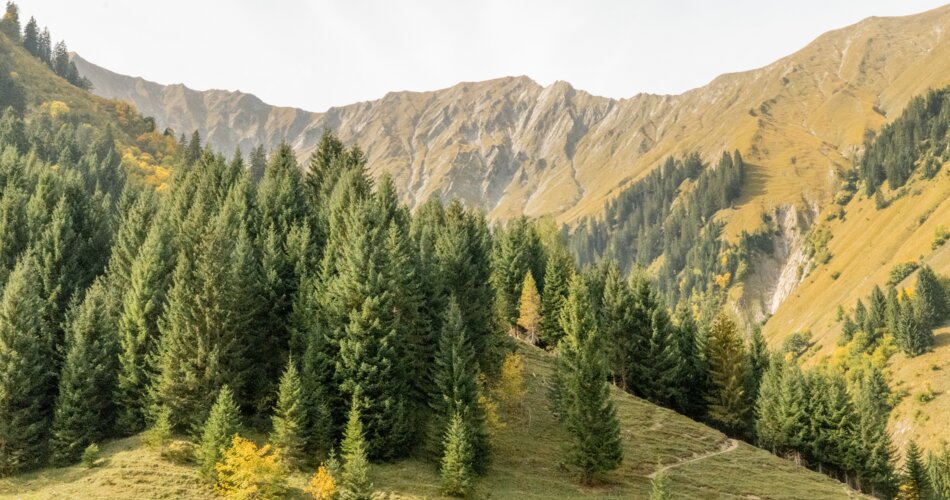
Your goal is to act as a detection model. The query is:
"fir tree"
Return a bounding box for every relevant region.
[430,297,489,471]
[491,217,539,327]
[339,397,373,500]
[22,16,37,56]
[901,441,930,500]
[705,313,751,437]
[150,185,259,429]
[915,265,947,327]
[539,249,572,348]
[747,325,770,412]
[556,275,623,484]
[516,271,542,339]
[270,359,307,469]
[851,367,896,497]
[196,385,242,478]
[440,412,473,497]
[49,280,117,465]
[600,263,635,390]
[929,444,950,500]
[437,201,497,373]
[0,255,54,475]
[115,222,173,435]
[673,305,708,419]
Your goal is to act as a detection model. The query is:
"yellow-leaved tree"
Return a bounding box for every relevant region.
[516,271,542,339]
[215,436,288,499]
[305,464,337,500]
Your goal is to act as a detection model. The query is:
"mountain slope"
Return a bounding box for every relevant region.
[0,345,856,499]
[74,5,950,224]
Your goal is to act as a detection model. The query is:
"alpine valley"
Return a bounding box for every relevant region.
[0,2,949,499]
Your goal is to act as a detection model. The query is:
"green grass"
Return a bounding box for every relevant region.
[0,343,857,499]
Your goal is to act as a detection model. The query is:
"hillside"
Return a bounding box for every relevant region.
[74,5,950,225]
[0,345,857,499]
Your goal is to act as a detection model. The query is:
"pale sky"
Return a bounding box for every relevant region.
[15,1,950,111]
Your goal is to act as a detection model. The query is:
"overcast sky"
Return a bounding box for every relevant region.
[15,1,950,111]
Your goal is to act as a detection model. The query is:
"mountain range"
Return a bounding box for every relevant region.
[73,4,950,226]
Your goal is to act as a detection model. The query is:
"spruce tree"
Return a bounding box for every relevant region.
[516,271,542,339]
[539,249,572,348]
[437,201,497,373]
[115,222,172,435]
[196,385,241,478]
[929,445,950,500]
[673,305,708,418]
[901,441,930,500]
[556,275,623,484]
[22,16,37,56]
[430,297,489,471]
[705,313,751,437]
[0,254,54,475]
[150,186,259,429]
[49,280,117,465]
[915,265,947,327]
[440,411,473,497]
[601,263,635,390]
[747,325,770,410]
[339,397,373,500]
[270,359,307,469]
[491,217,537,327]
[851,367,896,497]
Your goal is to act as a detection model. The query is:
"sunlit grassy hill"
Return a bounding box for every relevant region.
[762,165,950,452]
[0,345,857,499]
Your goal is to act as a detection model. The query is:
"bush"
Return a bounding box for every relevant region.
[161,440,196,465]
[305,464,338,500]
[81,443,100,468]
[782,331,812,358]
[934,225,949,249]
[215,436,288,499]
[887,262,919,286]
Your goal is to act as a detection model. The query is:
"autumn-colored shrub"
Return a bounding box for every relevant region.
[215,436,288,499]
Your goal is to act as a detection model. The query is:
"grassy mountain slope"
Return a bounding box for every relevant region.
[0,345,856,499]
[762,167,950,452]
[74,5,950,226]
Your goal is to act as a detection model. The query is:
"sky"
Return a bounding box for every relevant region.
[15,1,950,112]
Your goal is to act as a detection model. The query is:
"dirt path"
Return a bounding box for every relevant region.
[647,439,739,479]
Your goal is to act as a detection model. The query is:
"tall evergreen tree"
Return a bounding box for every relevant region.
[915,265,947,327]
[115,222,173,434]
[747,325,770,412]
[430,297,489,471]
[491,217,541,327]
[600,263,635,390]
[49,280,117,465]
[436,201,498,373]
[705,313,751,437]
[196,385,242,478]
[556,275,623,484]
[0,254,54,475]
[901,441,930,500]
[539,248,572,348]
[851,367,895,497]
[22,16,37,56]
[150,183,259,429]
[270,359,307,469]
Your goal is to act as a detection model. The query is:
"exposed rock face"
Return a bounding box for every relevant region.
[74,5,950,223]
